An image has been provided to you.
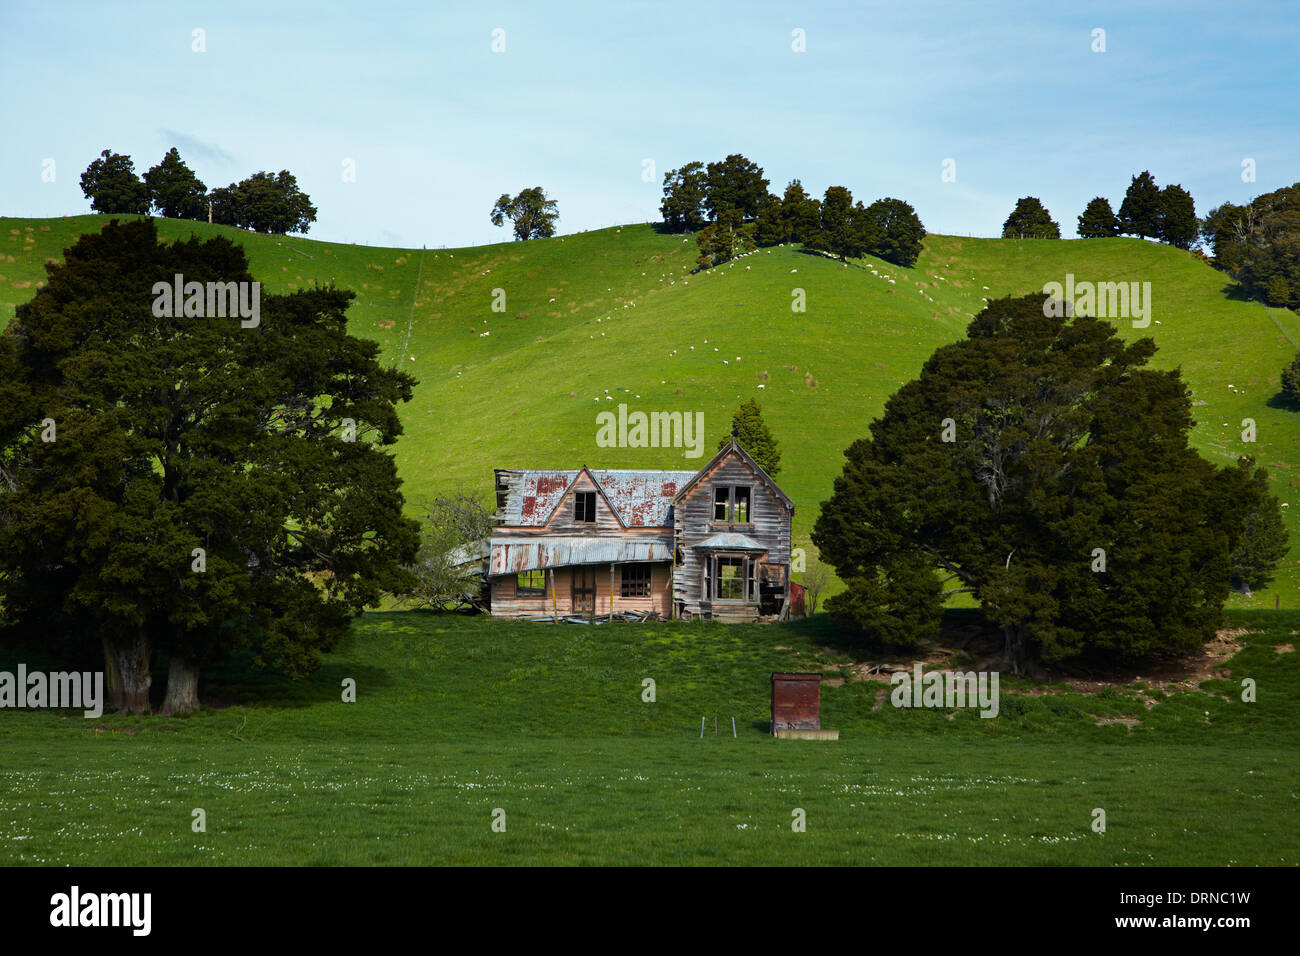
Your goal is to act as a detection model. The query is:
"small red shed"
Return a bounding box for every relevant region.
[770,672,822,734]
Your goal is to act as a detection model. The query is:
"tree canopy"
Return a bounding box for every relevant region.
[1118,171,1161,239]
[143,147,207,220]
[490,187,560,241]
[1077,197,1119,238]
[210,170,317,234]
[695,209,754,269]
[703,154,769,221]
[0,219,418,713]
[79,149,150,215]
[1156,183,1198,250]
[1002,197,1060,239]
[812,293,1280,669]
[1202,184,1300,309]
[659,162,709,232]
[717,399,781,476]
[862,197,926,268]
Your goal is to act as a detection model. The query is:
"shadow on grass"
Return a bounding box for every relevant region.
[194,653,393,711]
[1265,391,1300,412]
[782,608,988,661]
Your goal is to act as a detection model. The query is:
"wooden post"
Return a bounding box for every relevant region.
[550,568,557,623]
[208,201,213,224]
[609,562,615,622]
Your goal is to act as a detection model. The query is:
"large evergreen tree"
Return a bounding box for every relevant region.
[863,197,926,267]
[143,147,208,220]
[717,399,781,476]
[1118,170,1161,239]
[1077,197,1120,238]
[1156,183,1198,249]
[1282,353,1300,404]
[755,179,823,247]
[659,162,709,232]
[79,149,150,215]
[1229,468,1290,593]
[779,179,822,244]
[1001,197,1060,239]
[0,220,419,713]
[703,154,769,221]
[812,293,1277,669]
[807,186,872,261]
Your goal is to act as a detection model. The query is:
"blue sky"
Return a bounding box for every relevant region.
[2,0,1297,248]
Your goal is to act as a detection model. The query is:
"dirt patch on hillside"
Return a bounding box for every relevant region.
[824,625,1250,699]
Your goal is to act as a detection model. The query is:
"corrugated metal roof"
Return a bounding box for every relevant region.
[496,469,696,528]
[489,536,673,574]
[696,532,769,551]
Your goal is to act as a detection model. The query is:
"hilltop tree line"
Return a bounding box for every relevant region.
[1001,172,1197,248]
[659,154,926,270]
[80,147,317,235]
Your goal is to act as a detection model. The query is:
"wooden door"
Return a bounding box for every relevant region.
[572,566,596,614]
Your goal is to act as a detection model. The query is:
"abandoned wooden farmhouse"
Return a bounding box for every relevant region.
[483,441,794,621]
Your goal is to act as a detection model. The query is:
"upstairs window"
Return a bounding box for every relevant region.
[575,491,596,522]
[713,485,751,523]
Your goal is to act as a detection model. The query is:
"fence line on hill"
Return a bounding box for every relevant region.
[394,244,425,366]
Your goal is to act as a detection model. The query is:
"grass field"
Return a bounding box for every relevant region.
[0,610,1297,866]
[2,215,1298,608]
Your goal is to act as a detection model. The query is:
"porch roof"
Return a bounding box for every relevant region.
[695,532,768,551]
[489,536,672,574]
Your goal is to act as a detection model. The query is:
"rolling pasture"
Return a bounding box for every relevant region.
[3,215,1296,605]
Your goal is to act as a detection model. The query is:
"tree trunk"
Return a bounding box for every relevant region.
[102,630,152,715]
[161,656,201,716]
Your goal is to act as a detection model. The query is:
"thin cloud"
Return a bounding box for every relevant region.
[159,129,236,165]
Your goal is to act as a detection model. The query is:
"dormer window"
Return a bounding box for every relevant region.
[575,491,597,522]
[713,485,751,523]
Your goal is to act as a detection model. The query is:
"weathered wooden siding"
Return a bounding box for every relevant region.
[673,451,793,618]
[540,472,624,534]
[490,562,672,619]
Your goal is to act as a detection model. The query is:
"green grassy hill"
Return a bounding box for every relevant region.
[3,215,1298,607]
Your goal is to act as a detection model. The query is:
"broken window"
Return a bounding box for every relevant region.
[733,486,750,523]
[715,556,747,601]
[575,491,596,522]
[714,486,729,521]
[516,569,547,596]
[620,563,651,598]
[712,485,752,523]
